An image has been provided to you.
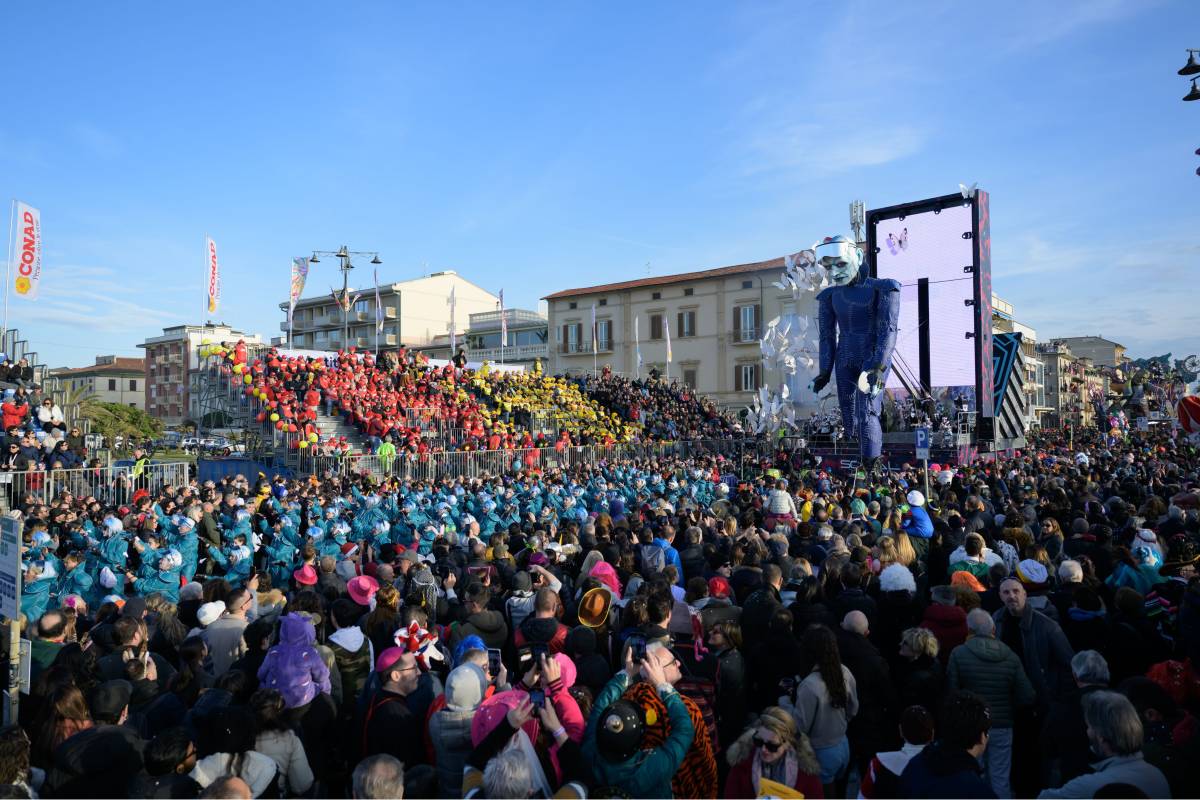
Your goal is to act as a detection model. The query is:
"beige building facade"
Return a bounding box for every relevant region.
[279,270,498,352]
[544,257,816,409]
[50,356,146,409]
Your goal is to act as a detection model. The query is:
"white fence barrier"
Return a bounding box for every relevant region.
[0,462,191,507]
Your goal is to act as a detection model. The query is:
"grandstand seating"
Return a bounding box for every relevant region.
[206,343,740,459]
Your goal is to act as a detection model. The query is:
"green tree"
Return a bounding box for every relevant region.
[79,400,164,445]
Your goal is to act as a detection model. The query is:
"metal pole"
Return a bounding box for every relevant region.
[4,200,15,341]
[6,618,18,725]
[341,252,349,351]
[923,457,930,507]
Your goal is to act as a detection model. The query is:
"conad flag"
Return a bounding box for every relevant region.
[205,236,220,314]
[13,201,42,301]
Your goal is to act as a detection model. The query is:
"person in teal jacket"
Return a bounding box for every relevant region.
[56,552,93,603]
[20,560,58,624]
[173,517,200,582]
[131,549,183,604]
[583,652,695,799]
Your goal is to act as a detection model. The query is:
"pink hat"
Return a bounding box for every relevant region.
[293,564,318,586]
[471,690,540,746]
[348,575,380,606]
[375,646,407,674]
[589,561,623,600]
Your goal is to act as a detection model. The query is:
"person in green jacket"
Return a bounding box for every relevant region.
[947,608,1036,799]
[582,648,695,799]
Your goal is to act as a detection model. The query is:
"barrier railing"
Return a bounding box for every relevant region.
[298,438,759,482]
[0,461,191,508]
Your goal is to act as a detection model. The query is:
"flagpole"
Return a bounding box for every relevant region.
[3,200,15,339]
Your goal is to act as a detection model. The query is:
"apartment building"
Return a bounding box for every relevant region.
[544,256,809,409]
[278,270,497,352]
[1052,336,1127,369]
[139,324,264,426]
[49,356,146,409]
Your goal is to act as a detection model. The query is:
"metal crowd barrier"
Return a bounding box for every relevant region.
[0,462,191,508]
[297,438,759,482]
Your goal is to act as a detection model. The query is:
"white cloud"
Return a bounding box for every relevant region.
[1001,0,1159,50]
[744,123,927,177]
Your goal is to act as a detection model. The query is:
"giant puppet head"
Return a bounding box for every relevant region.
[814,235,862,286]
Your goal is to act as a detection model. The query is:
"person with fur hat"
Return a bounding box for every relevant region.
[724,706,824,799]
[583,646,696,798]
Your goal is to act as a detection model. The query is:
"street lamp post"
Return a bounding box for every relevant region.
[308,246,382,351]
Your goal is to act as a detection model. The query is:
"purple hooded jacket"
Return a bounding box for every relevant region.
[257,613,331,708]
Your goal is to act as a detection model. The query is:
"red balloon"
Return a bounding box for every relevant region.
[1179,396,1200,433]
[256,412,267,423]
[275,420,285,430]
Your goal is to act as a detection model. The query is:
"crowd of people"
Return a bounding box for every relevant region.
[235,345,739,461]
[3,406,1200,798]
[576,370,741,441]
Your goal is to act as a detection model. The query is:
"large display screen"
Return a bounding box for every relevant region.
[873,201,977,412]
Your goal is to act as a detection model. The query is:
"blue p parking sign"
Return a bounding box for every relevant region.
[915,427,930,461]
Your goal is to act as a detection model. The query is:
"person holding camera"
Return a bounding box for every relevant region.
[584,643,696,798]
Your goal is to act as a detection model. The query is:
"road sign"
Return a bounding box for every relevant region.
[0,517,20,621]
[915,427,931,461]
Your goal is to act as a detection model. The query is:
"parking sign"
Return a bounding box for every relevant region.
[915,427,930,461]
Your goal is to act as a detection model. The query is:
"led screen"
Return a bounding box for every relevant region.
[873,202,977,411]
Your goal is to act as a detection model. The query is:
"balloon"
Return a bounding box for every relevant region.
[243,375,252,384]
[270,413,280,422]
[308,433,318,443]
[275,421,285,430]
[1179,396,1200,433]
[298,440,308,448]
[288,424,298,433]
[256,412,267,423]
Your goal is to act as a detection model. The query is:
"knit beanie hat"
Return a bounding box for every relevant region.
[445,663,487,711]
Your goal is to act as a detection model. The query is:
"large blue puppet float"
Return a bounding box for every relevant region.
[809,235,900,471]
[744,234,899,473]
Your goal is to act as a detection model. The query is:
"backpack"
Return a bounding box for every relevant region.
[639,543,666,576]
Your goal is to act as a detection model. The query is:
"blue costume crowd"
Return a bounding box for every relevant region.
[4,421,1200,800]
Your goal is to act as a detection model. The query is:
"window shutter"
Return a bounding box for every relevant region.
[677,312,683,337]
[733,306,742,336]
[734,365,742,392]
[753,304,761,335]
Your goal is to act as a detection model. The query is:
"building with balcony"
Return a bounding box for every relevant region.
[278,270,497,353]
[544,256,804,409]
[49,356,146,410]
[1037,340,1110,430]
[465,308,548,367]
[138,324,264,426]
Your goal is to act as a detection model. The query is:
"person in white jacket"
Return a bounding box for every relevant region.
[251,688,315,797]
[36,399,65,433]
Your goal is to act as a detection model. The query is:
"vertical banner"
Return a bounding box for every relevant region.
[447,285,457,353]
[288,256,309,321]
[13,202,41,301]
[374,269,385,334]
[635,316,643,371]
[499,289,507,345]
[205,236,220,314]
[664,314,673,363]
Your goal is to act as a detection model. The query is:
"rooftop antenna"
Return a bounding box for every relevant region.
[849,200,866,245]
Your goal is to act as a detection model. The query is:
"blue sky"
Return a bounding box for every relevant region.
[2,0,1197,368]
